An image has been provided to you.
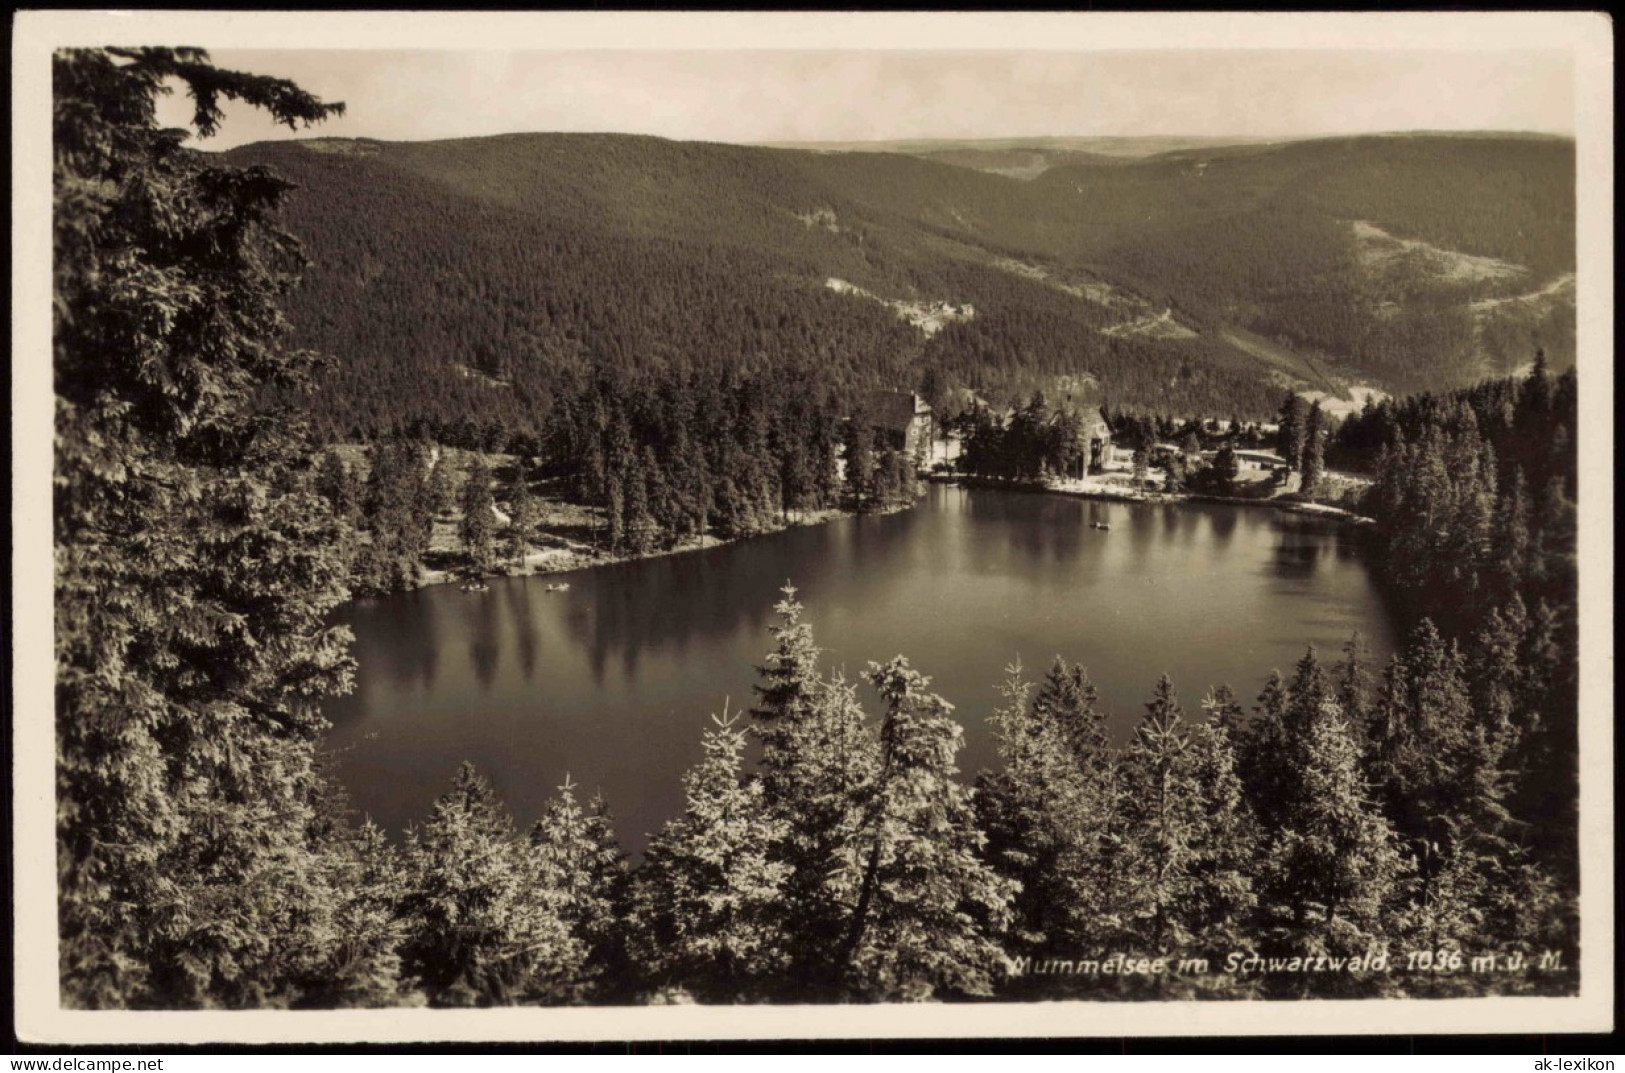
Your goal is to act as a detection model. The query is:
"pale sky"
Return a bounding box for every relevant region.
[159,48,1576,151]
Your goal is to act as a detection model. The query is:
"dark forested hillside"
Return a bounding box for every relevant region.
[229,131,1574,444]
[1026,135,1576,392]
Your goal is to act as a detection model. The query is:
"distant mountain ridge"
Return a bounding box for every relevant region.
[758,130,1570,174]
[759,134,1288,158]
[231,130,1574,440]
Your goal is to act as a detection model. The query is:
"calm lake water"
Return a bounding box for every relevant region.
[326,485,1396,850]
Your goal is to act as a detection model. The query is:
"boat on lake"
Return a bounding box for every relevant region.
[546,582,571,592]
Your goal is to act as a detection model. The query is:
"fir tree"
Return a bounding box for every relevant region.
[1334,633,1375,750]
[1208,444,1240,494]
[505,462,535,569]
[640,446,676,548]
[1120,676,1203,951]
[748,587,879,994]
[1200,683,1247,739]
[355,441,432,594]
[1031,656,1110,769]
[1264,703,1409,945]
[1285,645,1332,743]
[666,428,713,544]
[1245,648,1344,836]
[1300,399,1326,499]
[1183,719,1259,952]
[1239,670,1293,830]
[1372,616,1528,960]
[1468,597,1530,757]
[627,706,792,1002]
[1491,469,1534,600]
[750,584,828,801]
[422,451,455,518]
[1370,620,1487,855]
[811,412,844,509]
[315,449,361,522]
[53,47,355,1008]
[458,456,497,577]
[314,449,363,579]
[579,793,634,993]
[975,664,1048,952]
[397,763,581,1006]
[295,820,413,1008]
[623,460,656,554]
[1513,598,1579,885]
[1277,393,1308,472]
[843,416,875,510]
[977,661,1117,962]
[1517,349,1552,434]
[834,658,1017,1001]
[529,777,629,1001]
[872,445,910,508]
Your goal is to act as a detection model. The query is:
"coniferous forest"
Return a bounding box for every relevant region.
[51,49,1583,1010]
[222,105,1574,444]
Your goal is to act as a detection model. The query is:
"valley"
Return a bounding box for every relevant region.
[228,130,1574,444]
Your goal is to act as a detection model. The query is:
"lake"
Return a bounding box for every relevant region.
[325,484,1396,850]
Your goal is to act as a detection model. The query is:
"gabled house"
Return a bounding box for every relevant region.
[1080,407,1113,474]
[1049,391,1113,476]
[864,390,934,466]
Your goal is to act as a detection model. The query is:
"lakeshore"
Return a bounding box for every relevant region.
[324,442,897,593]
[350,432,1375,599]
[926,472,1376,525]
[413,455,1373,593]
[418,504,860,589]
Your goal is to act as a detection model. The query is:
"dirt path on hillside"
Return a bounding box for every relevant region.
[1217,327,1336,391]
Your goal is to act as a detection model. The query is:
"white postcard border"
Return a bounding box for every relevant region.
[11,9,1614,1044]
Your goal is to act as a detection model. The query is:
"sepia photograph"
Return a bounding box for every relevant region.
[10,10,1614,1046]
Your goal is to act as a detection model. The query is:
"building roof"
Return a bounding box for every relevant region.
[1064,406,1110,441]
[1048,390,1110,440]
[865,390,931,432]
